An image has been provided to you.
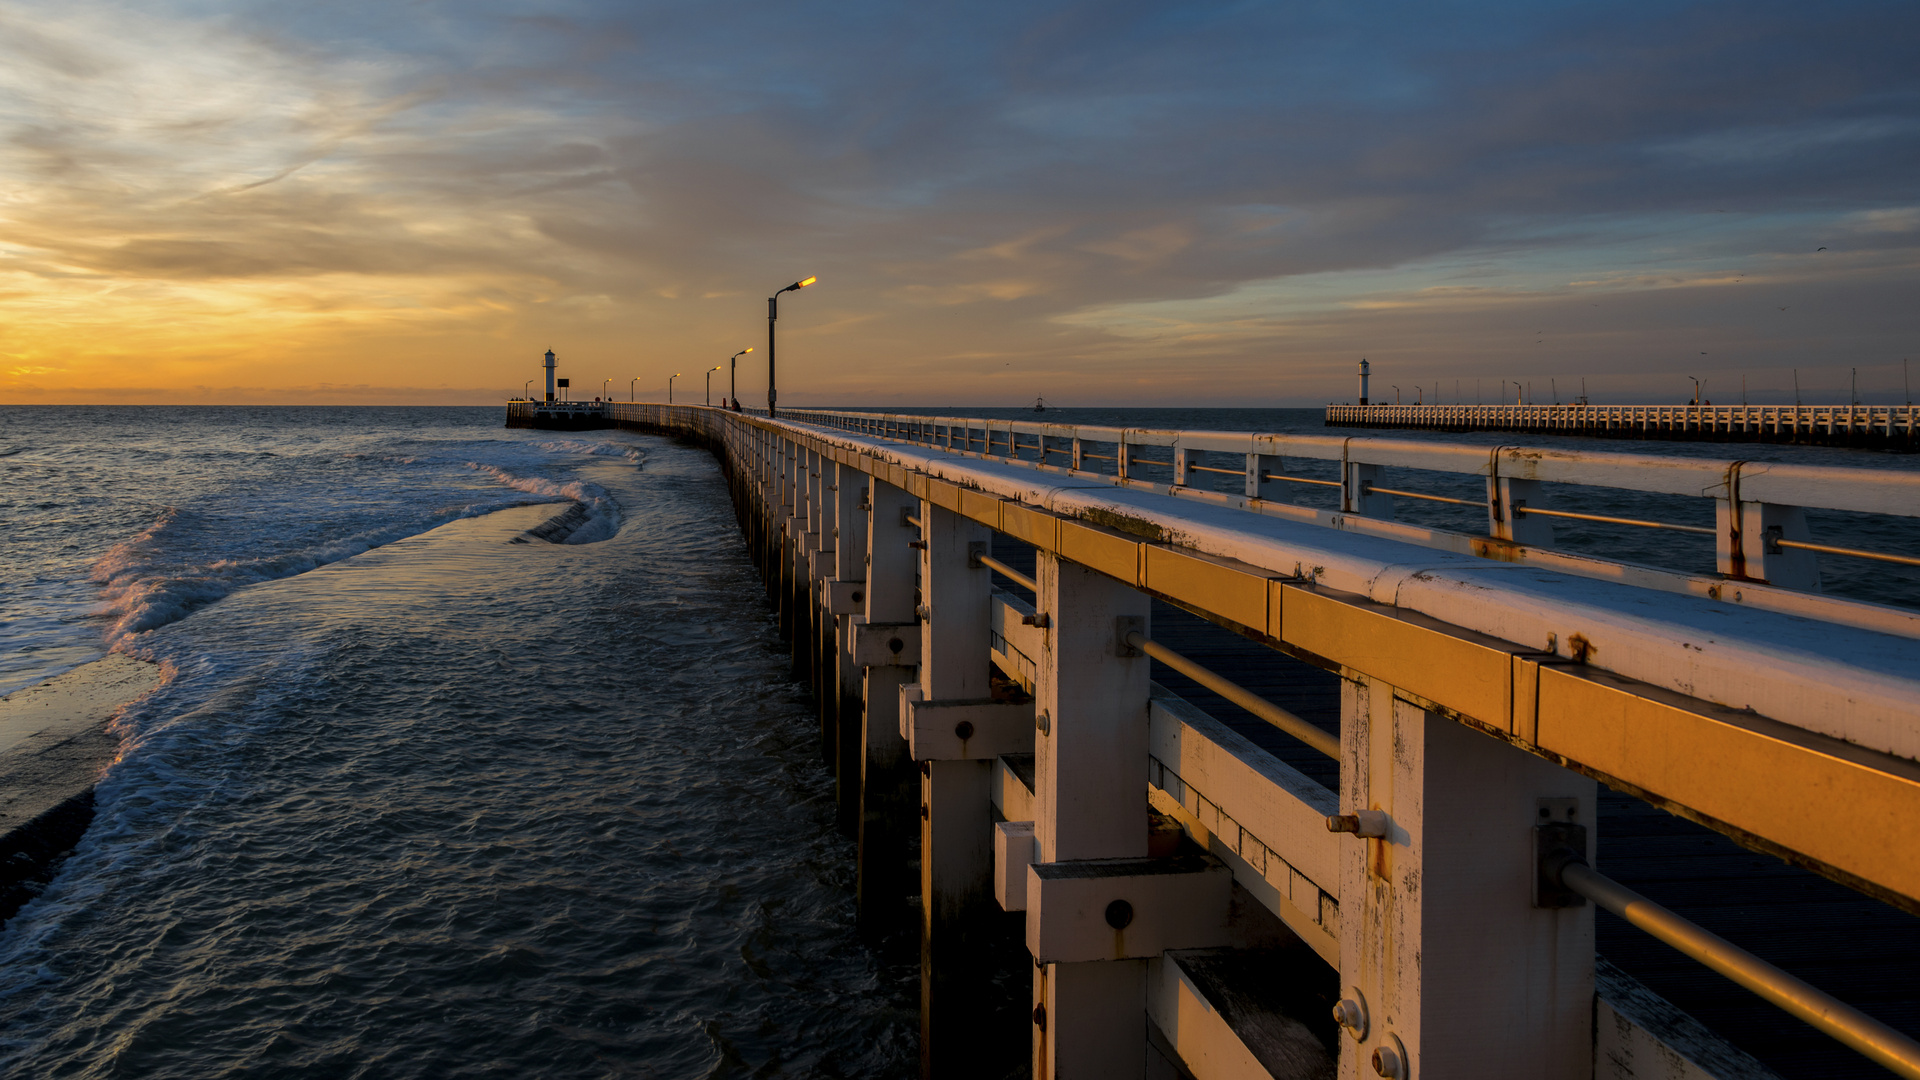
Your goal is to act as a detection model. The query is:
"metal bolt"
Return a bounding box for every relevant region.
[1031,1004,1046,1031]
[1371,1033,1407,1078]
[1035,709,1050,735]
[1332,990,1369,1041]
[1326,809,1391,838]
[954,720,975,740]
[1104,899,1133,929]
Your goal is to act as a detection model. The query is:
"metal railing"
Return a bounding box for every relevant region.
[773,406,1920,631]
[1542,846,1920,1079]
[1123,630,1339,759]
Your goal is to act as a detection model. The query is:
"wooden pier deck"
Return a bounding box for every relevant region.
[1326,402,1920,449]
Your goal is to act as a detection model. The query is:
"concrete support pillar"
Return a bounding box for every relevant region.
[1032,552,1151,1080]
[860,478,920,929]
[1336,677,1596,1079]
[917,502,1001,1077]
[834,465,870,834]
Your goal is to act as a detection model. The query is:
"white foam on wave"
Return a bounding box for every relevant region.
[89,498,562,647]
[532,439,646,465]
[466,463,623,544]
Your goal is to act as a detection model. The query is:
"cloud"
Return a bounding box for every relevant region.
[0,0,1917,405]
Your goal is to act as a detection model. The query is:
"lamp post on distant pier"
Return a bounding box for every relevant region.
[767,275,817,417]
[730,348,752,408]
[603,379,611,404]
[630,378,637,402]
[1688,376,1702,406]
[705,365,721,405]
[669,373,682,404]
[524,380,532,401]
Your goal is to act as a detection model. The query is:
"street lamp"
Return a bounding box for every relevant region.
[630,378,638,402]
[767,275,817,417]
[1687,376,1702,406]
[729,348,752,408]
[603,379,611,403]
[669,372,682,404]
[523,379,532,401]
[705,365,721,405]
[1391,385,1401,405]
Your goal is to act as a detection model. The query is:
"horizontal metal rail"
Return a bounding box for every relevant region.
[1122,630,1340,759]
[1271,474,1342,489]
[1515,505,1716,536]
[1367,485,1482,507]
[1545,850,1920,1079]
[1777,538,1920,569]
[1186,463,1244,476]
[976,554,1039,594]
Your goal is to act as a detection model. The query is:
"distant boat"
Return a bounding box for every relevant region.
[1033,397,1048,413]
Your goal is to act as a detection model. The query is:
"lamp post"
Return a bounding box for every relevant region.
[1391,385,1401,405]
[767,275,817,417]
[1687,376,1702,406]
[630,378,637,402]
[730,348,752,408]
[523,380,532,401]
[705,365,721,405]
[669,372,682,404]
[603,379,611,402]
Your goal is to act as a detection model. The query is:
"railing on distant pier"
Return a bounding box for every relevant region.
[1326,402,1920,446]
[766,405,1920,637]
[607,400,1920,1079]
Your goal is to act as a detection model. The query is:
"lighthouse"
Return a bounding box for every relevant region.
[544,349,557,403]
[1357,359,1370,406]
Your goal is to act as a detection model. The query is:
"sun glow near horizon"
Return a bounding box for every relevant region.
[4,0,1918,407]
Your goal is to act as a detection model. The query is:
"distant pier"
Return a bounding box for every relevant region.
[1326,402,1919,449]
[505,400,611,431]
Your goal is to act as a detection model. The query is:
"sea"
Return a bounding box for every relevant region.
[1,404,1917,1079]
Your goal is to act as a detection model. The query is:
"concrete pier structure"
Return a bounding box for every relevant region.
[1327,402,1920,449]
[615,402,1920,1079]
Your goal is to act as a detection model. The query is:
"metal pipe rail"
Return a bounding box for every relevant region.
[1515,505,1717,536]
[1544,848,1920,1079]
[1122,630,1340,759]
[974,553,1039,594]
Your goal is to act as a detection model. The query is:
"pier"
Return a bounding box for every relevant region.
[601,402,1919,1078]
[504,399,610,430]
[1325,403,1920,449]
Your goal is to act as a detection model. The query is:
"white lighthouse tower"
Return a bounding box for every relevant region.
[544,349,557,403]
[1357,358,1370,406]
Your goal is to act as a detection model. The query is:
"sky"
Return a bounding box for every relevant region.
[1,0,1916,407]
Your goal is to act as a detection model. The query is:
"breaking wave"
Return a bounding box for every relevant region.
[466,464,623,544]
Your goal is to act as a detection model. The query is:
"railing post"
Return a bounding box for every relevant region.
[1031,552,1152,1080]
[1246,451,1286,502]
[1337,676,1596,1078]
[915,501,1013,1076]
[1342,455,1394,518]
[859,478,921,930]
[1718,467,1821,589]
[1172,445,1195,487]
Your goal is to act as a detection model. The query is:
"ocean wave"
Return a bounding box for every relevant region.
[466,464,623,544]
[88,499,557,646]
[532,440,646,465]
